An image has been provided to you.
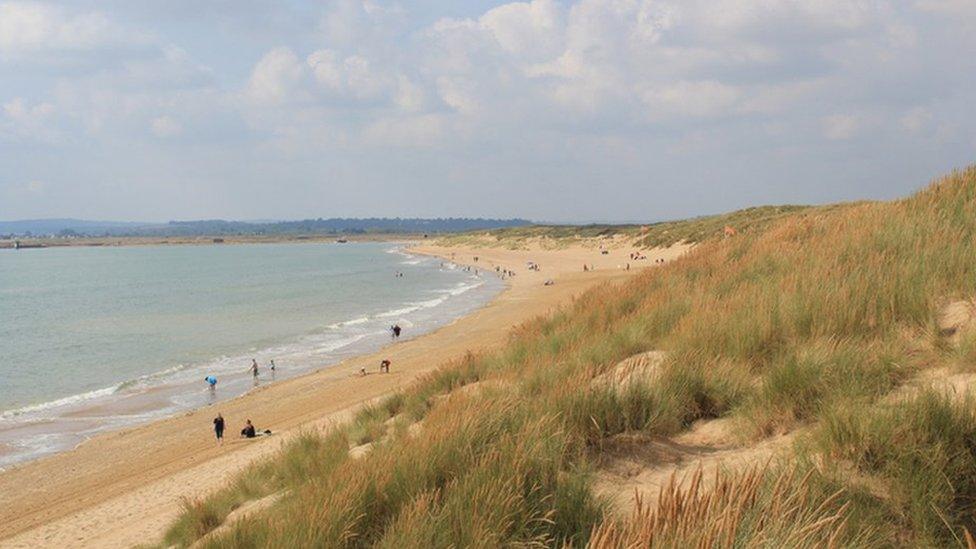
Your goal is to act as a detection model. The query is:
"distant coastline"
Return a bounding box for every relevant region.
[0,233,427,250]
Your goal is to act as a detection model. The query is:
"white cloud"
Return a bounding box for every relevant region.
[247,47,306,104]
[822,114,861,140]
[394,75,425,112]
[642,81,741,120]
[1,97,57,141]
[4,96,53,120]
[479,0,564,59]
[915,0,976,16]
[900,107,932,133]
[4,0,976,221]
[0,1,142,55]
[307,49,342,90]
[150,116,182,137]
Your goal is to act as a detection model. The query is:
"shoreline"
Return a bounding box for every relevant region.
[0,241,688,548]
[0,245,501,470]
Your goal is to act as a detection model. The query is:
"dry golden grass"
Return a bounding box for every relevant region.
[163,166,976,548]
[587,466,850,548]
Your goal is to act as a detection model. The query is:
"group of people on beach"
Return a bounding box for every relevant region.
[495,266,516,279]
[204,358,277,395]
[380,359,391,373]
[360,358,393,376]
[212,413,270,445]
[249,358,276,379]
[205,358,280,443]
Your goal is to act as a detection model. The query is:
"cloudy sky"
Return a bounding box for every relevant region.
[1,0,974,222]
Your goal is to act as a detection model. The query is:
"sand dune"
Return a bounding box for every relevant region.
[0,241,688,548]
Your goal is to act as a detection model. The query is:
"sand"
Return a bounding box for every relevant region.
[0,241,689,548]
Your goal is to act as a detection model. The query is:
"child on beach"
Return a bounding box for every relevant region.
[380,359,391,373]
[205,375,217,390]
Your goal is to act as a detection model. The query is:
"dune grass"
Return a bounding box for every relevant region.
[163,166,976,547]
[436,204,818,250]
[587,466,856,548]
[162,430,350,547]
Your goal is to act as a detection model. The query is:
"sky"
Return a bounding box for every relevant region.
[0,0,974,223]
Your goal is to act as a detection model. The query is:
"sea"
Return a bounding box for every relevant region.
[0,241,501,468]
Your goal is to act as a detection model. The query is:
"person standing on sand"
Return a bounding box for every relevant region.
[380,359,391,373]
[213,413,225,445]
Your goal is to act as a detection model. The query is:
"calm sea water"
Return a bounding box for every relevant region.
[0,242,501,467]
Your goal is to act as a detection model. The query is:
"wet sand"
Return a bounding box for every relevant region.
[0,241,689,548]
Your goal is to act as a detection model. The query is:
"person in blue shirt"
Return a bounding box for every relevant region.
[205,375,217,390]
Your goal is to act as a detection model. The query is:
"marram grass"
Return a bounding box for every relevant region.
[164,166,976,548]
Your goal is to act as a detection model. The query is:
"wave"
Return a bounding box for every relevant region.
[326,316,370,329]
[376,305,420,318]
[116,363,189,391]
[1,385,121,420]
[446,280,484,296]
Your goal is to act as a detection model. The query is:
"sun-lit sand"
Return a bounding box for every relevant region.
[0,241,690,548]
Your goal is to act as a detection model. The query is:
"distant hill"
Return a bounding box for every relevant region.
[0,217,531,238]
[0,219,150,236]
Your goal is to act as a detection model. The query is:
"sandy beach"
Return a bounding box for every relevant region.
[0,241,688,548]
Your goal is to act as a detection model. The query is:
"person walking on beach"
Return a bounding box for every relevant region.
[213,413,225,446]
[392,324,402,339]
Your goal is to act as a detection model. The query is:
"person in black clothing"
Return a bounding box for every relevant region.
[241,419,256,438]
[392,324,401,339]
[213,413,225,446]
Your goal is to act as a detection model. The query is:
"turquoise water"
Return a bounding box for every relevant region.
[0,242,501,467]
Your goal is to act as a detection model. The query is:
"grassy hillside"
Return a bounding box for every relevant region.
[161,166,976,548]
[437,204,819,250]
